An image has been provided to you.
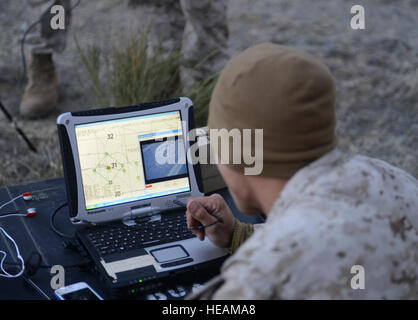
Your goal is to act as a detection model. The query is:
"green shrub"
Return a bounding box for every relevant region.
[75,31,216,127]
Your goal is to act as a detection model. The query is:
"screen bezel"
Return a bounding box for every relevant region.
[57,98,203,224]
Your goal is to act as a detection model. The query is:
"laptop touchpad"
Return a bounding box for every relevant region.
[151,245,189,263]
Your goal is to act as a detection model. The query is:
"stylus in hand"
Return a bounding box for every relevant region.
[173,200,223,230]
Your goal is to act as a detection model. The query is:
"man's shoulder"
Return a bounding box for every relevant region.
[219,200,418,299]
[279,150,418,214]
[290,149,417,186]
[337,153,417,189]
[215,152,418,299]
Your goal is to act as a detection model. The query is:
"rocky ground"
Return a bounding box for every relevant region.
[0,0,417,187]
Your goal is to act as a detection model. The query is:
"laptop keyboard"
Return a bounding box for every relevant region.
[84,211,196,257]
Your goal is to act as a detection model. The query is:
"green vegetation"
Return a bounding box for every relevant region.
[75,32,217,127]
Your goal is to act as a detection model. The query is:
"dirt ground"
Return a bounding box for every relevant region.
[0,0,417,187]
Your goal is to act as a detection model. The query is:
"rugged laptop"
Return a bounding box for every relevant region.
[57,97,227,292]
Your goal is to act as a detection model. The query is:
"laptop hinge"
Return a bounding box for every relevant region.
[122,205,161,226]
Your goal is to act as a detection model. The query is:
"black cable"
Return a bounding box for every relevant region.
[24,251,43,276]
[4,252,90,270]
[2,200,88,269]
[50,202,74,239]
[23,276,51,300]
[21,252,51,299]
[20,0,82,81]
[4,259,90,270]
[0,99,38,153]
[1,200,91,300]
[4,250,91,300]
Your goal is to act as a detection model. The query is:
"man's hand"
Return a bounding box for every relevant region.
[186,194,235,248]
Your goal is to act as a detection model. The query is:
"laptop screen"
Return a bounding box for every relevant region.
[74,111,191,211]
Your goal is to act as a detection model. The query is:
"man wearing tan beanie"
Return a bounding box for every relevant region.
[186,43,418,299]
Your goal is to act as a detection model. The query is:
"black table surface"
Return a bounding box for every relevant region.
[0,177,264,300]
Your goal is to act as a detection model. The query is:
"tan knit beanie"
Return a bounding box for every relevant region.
[208,43,337,179]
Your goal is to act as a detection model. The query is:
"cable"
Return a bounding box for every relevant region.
[0,193,35,278]
[0,195,23,212]
[0,195,88,284]
[0,214,27,219]
[0,227,25,278]
[1,99,38,155]
[1,197,86,267]
[20,0,82,81]
[50,202,74,239]
[0,193,36,219]
[23,276,51,300]
[21,252,51,300]
[3,257,91,270]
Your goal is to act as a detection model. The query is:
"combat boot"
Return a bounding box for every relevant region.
[19,53,58,119]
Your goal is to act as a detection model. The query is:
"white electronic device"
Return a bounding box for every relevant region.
[53,282,103,300]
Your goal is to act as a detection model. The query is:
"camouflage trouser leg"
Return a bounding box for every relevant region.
[25,0,71,54]
[137,0,185,56]
[138,0,229,87]
[179,0,229,88]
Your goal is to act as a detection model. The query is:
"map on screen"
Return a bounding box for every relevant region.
[74,111,191,210]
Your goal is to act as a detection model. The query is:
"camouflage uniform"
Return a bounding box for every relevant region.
[133,0,229,87]
[25,0,71,54]
[27,0,229,86]
[188,149,418,299]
